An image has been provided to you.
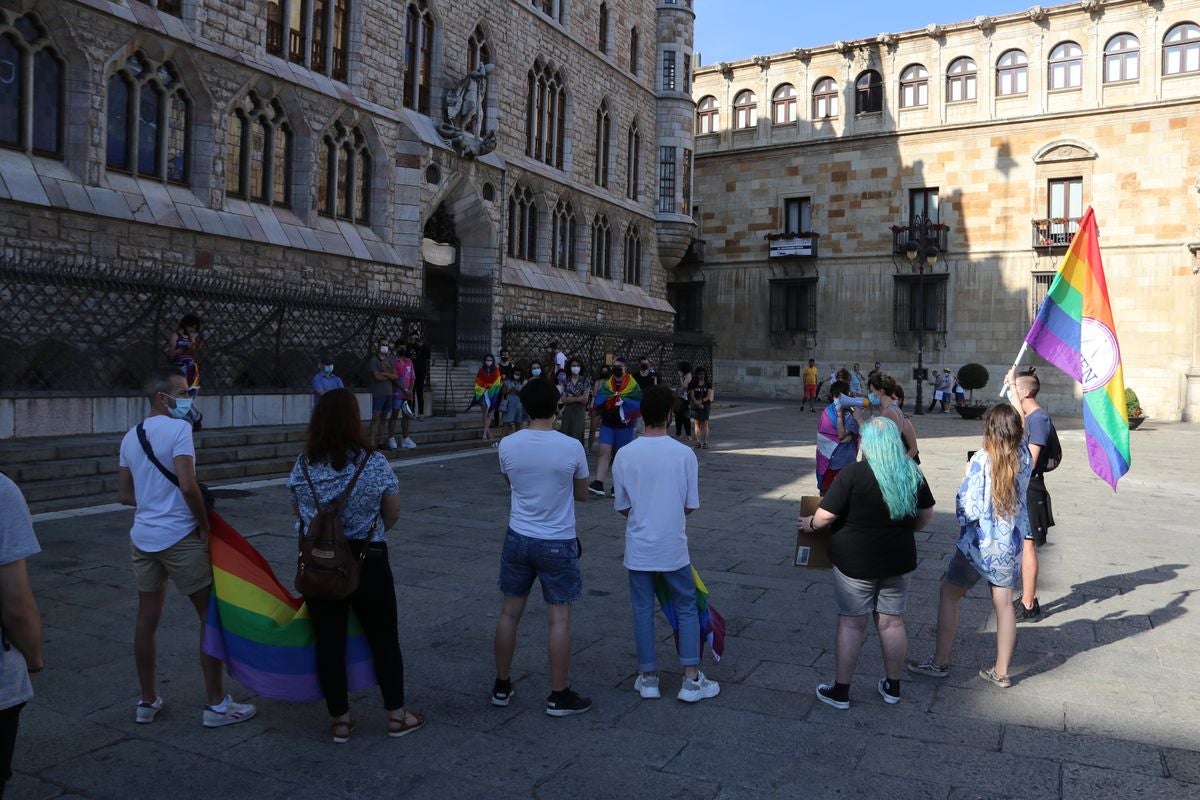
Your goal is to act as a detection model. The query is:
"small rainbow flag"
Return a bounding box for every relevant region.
[654,567,726,663]
[202,513,376,702]
[1024,206,1130,489]
[594,373,642,422]
[466,366,503,412]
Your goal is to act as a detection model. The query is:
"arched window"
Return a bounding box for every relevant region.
[105,54,190,183]
[623,224,642,286]
[404,0,434,113]
[626,122,640,200]
[695,95,718,134]
[855,70,882,114]
[1049,41,1083,90]
[594,100,611,188]
[317,122,371,223]
[526,59,566,169]
[226,93,291,206]
[996,49,1028,96]
[771,84,796,125]
[629,27,639,74]
[598,2,608,55]
[507,184,537,260]
[946,57,977,102]
[733,89,757,129]
[1163,22,1200,75]
[1103,34,1139,83]
[811,77,838,119]
[551,197,575,270]
[899,64,929,108]
[466,26,491,135]
[0,13,64,157]
[591,213,612,278]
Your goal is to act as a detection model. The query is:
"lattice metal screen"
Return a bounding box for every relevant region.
[501,318,715,375]
[0,254,429,395]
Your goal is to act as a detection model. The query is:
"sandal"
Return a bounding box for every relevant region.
[978,667,1012,689]
[331,719,354,744]
[387,710,426,738]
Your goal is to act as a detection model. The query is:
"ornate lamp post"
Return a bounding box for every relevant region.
[904,218,940,416]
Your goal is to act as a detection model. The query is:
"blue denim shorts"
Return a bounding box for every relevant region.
[598,424,635,449]
[498,529,582,605]
[943,548,985,590]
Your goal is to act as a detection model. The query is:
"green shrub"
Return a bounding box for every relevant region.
[1125,387,1142,417]
[957,363,989,401]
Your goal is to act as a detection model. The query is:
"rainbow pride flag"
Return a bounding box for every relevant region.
[654,567,726,663]
[1024,206,1130,489]
[202,513,376,702]
[466,366,503,412]
[594,373,642,422]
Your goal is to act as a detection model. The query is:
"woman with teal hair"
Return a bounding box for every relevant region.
[799,417,935,710]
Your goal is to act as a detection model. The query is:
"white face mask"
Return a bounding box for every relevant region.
[379,345,389,354]
[570,365,581,375]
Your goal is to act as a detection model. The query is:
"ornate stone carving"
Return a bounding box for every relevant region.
[1027,5,1048,21]
[925,23,944,38]
[974,15,996,32]
[875,32,898,48]
[833,40,853,55]
[437,64,496,159]
[752,55,771,71]
[1080,0,1104,12]
[718,61,734,80]
[792,48,811,62]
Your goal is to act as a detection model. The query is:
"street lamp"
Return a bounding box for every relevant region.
[904,224,940,416]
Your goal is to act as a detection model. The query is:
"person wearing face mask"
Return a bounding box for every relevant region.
[632,357,658,435]
[388,338,418,450]
[587,365,611,454]
[117,368,257,729]
[868,373,919,463]
[311,353,345,410]
[499,366,528,438]
[166,314,205,430]
[559,358,590,445]
[368,340,399,449]
[588,357,638,496]
[408,330,431,417]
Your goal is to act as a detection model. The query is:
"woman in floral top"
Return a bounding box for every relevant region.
[908,404,1031,689]
[559,357,590,445]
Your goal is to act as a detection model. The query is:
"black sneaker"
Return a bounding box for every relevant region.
[1014,597,1041,622]
[587,481,606,497]
[491,679,514,707]
[545,688,592,717]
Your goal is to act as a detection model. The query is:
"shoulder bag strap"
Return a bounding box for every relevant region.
[300,457,321,509]
[137,423,180,488]
[338,452,371,507]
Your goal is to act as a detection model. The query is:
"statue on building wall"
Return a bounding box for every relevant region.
[438,64,497,159]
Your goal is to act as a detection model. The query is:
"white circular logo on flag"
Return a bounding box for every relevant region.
[1080,317,1119,392]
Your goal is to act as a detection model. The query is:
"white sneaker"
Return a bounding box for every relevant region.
[677,672,720,703]
[202,695,258,728]
[634,674,661,699]
[135,696,163,724]
[402,437,417,449]
[386,437,398,450]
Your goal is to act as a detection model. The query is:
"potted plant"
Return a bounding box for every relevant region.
[955,363,989,419]
[1126,387,1146,430]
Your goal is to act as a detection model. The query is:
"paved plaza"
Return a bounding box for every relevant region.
[9,402,1200,799]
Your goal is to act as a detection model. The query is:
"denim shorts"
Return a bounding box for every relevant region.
[943,548,985,590]
[832,566,912,616]
[498,529,582,605]
[597,424,635,449]
[372,394,395,414]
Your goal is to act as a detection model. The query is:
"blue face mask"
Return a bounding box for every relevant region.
[323,365,334,374]
[165,395,192,419]
[531,368,542,377]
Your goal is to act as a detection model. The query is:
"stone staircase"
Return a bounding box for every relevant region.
[427,357,490,415]
[0,412,490,514]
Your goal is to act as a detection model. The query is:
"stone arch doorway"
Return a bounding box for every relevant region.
[421,180,497,363]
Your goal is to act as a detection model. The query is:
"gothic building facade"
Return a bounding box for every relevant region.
[686,0,1200,421]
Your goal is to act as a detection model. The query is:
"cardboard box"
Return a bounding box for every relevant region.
[794,495,832,569]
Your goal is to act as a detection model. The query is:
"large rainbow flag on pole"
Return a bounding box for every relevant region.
[1023,206,1130,489]
[465,366,503,412]
[654,567,726,662]
[202,513,376,702]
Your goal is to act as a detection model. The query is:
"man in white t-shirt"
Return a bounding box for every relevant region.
[493,378,592,717]
[613,384,719,704]
[551,341,567,374]
[117,368,256,729]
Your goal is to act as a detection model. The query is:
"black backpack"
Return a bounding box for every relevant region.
[1039,427,1062,473]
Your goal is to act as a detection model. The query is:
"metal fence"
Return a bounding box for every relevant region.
[0,254,429,395]
[501,317,715,377]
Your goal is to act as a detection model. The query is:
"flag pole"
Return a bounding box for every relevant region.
[998,342,1029,399]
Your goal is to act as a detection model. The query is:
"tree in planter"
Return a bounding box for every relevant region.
[1125,388,1143,419]
[957,363,989,403]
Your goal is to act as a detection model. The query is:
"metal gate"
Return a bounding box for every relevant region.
[456,274,495,362]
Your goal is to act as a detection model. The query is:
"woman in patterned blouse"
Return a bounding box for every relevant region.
[908,403,1031,689]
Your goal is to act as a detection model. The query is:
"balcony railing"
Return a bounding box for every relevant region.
[1031,217,1081,249]
[681,238,706,265]
[766,232,820,259]
[891,221,949,255]
[266,20,284,55]
[332,47,347,81]
[288,29,305,64]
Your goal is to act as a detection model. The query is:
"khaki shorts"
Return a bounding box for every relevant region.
[131,531,213,596]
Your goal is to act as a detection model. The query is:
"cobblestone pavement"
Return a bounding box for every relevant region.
[11,402,1200,799]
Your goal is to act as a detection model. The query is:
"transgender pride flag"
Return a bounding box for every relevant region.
[1024,206,1130,489]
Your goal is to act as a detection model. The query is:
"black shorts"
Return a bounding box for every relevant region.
[1026,481,1054,545]
[692,404,711,422]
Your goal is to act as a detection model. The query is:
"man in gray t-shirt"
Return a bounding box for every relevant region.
[367,339,398,449]
[0,473,43,794]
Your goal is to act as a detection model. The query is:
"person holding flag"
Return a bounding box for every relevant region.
[588,357,642,497]
[466,354,504,445]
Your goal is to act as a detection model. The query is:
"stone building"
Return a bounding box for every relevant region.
[0,0,700,436]
[686,0,1200,421]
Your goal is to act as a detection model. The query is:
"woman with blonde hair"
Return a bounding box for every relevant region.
[908,403,1031,689]
[800,417,934,709]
